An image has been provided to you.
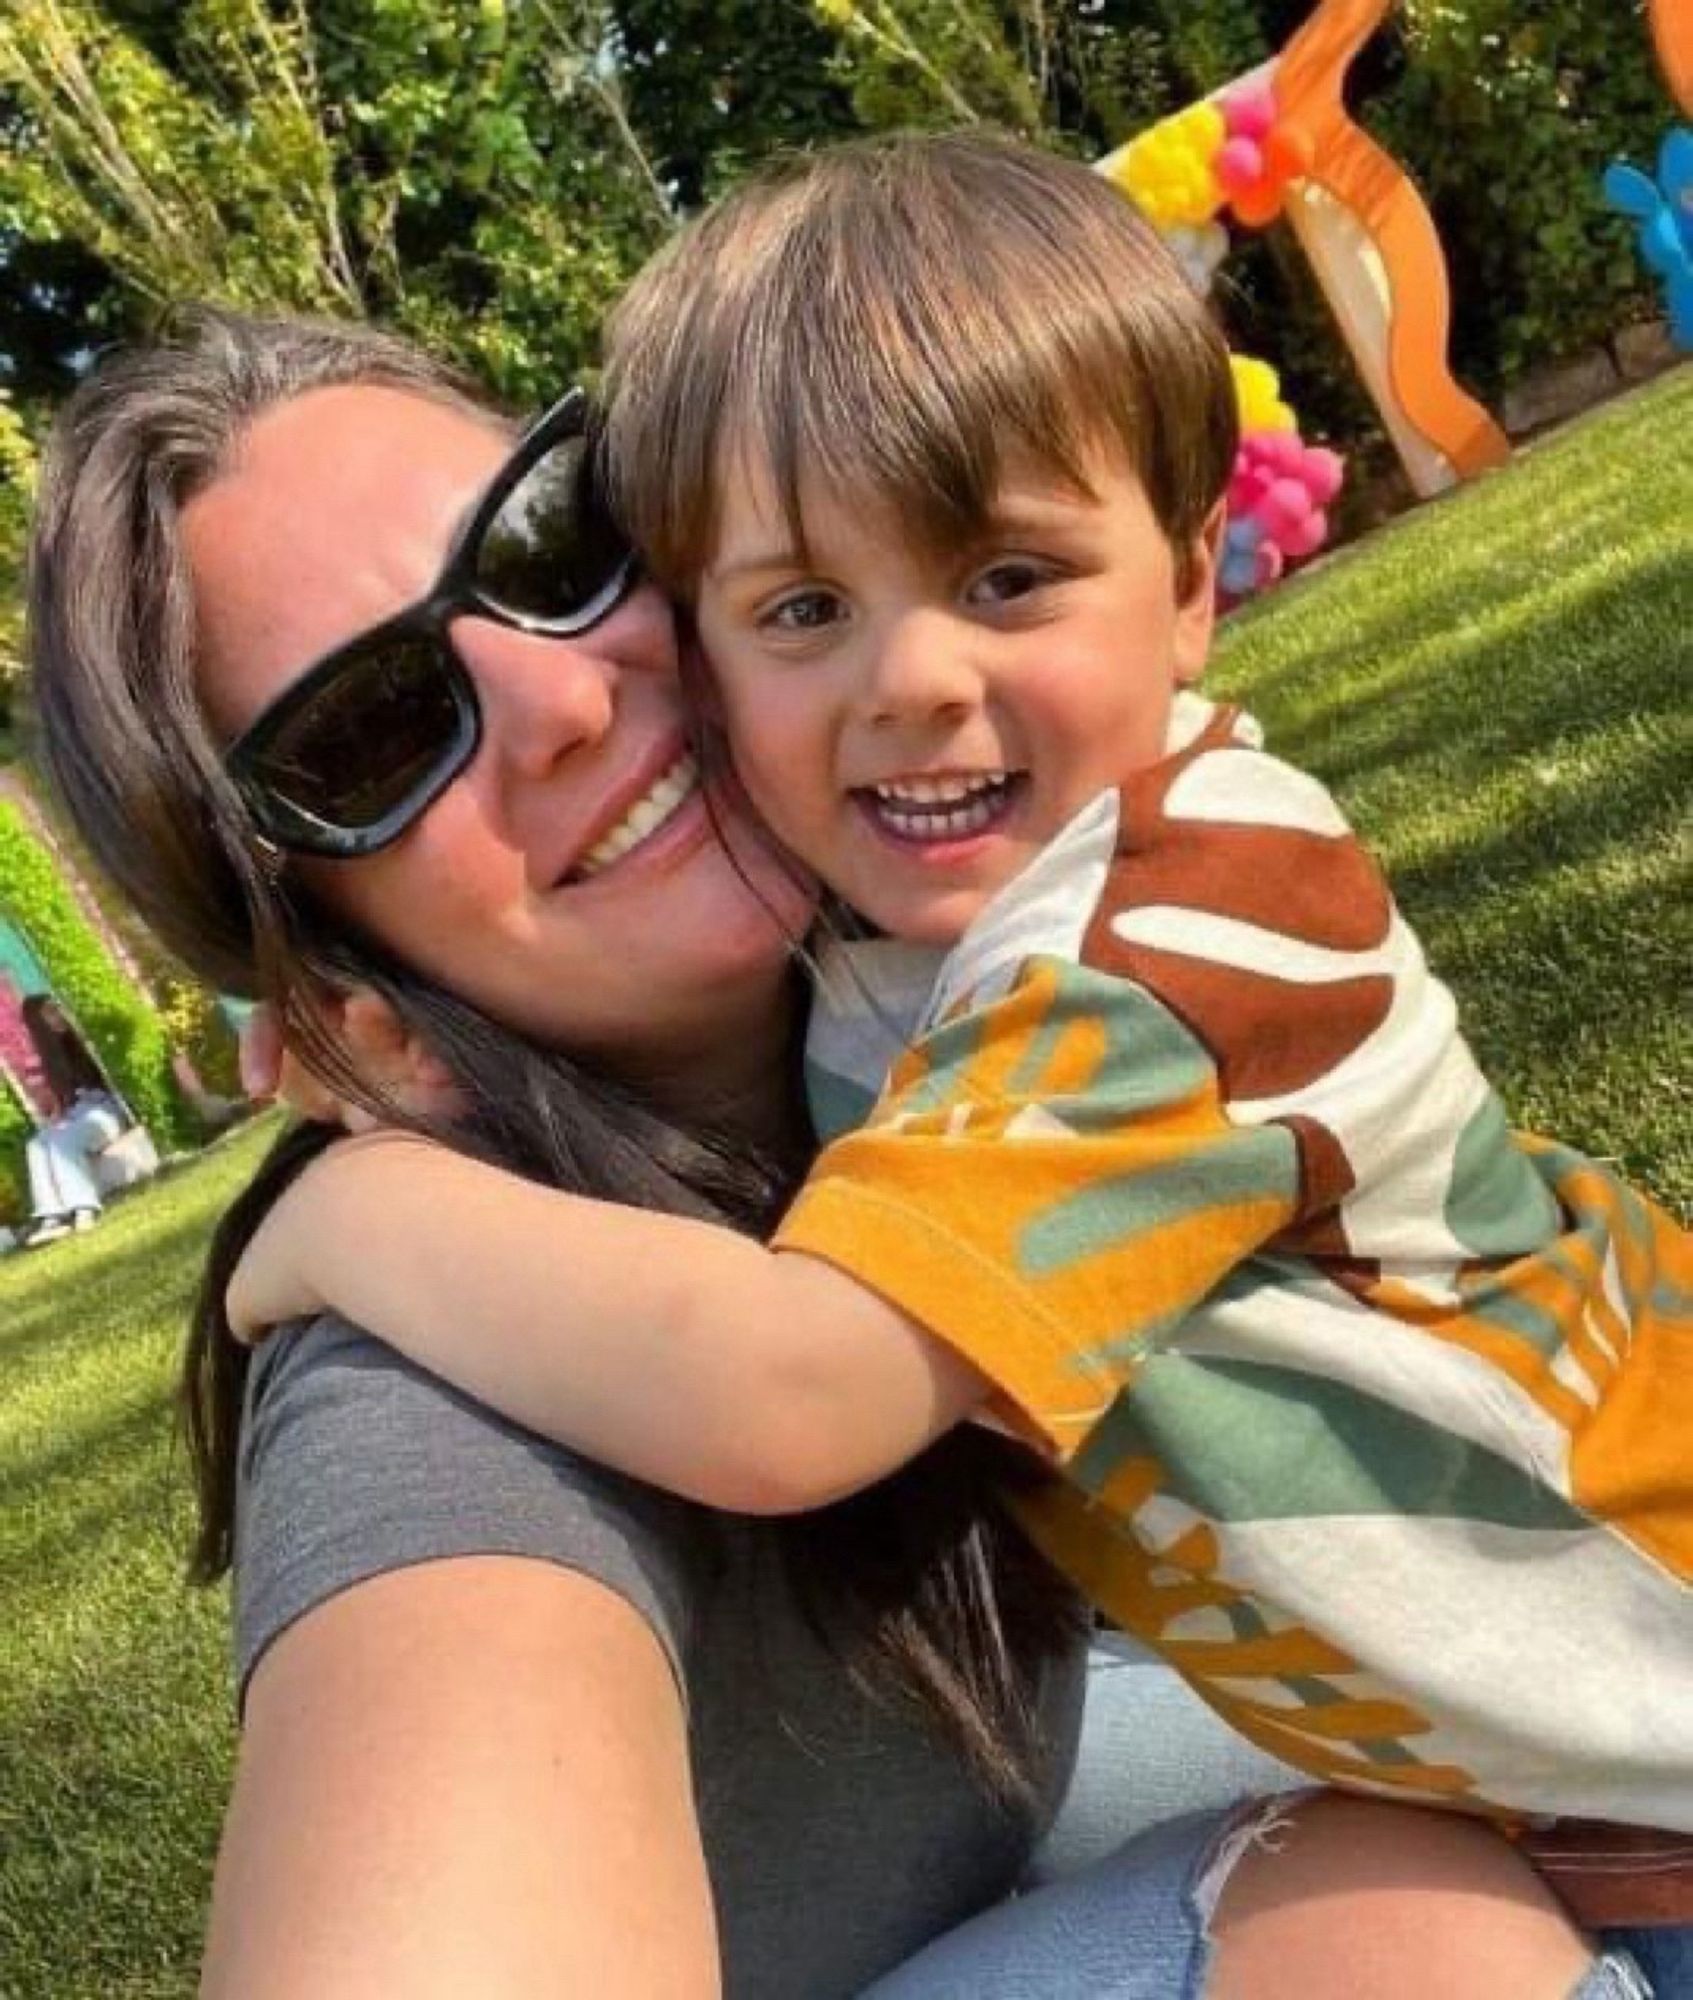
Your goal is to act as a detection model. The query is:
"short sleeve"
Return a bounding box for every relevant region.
[234,1314,706,1705]
[776,959,1301,1462]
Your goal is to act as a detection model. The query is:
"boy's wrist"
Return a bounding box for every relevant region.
[285,1131,431,1302]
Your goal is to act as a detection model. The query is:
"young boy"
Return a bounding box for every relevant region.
[232,133,1693,1884]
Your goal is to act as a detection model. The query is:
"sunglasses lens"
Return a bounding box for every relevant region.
[472,427,630,626]
[244,633,471,836]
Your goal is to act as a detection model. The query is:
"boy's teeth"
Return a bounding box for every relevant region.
[576,753,698,877]
[874,772,1006,806]
[867,771,1015,842]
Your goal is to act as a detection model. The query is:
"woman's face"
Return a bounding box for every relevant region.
[184,384,814,1080]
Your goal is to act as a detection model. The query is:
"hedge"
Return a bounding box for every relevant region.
[0,800,196,1219]
[0,1066,31,1224]
[1371,0,1670,390]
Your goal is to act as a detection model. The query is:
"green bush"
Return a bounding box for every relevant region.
[1364,0,1668,389]
[0,801,196,1156]
[0,1068,31,1224]
[156,974,241,1101]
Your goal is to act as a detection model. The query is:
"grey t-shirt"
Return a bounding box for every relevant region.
[236,1318,1087,1999]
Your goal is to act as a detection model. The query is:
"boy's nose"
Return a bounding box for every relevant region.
[451,615,617,774]
[860,614,983,729]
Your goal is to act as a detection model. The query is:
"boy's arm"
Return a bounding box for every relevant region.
[227,1132,994,1514]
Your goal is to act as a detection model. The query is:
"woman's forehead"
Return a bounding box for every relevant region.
[183,386,508,739]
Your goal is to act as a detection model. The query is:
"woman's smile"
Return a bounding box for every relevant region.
[184,383,815,1071]
[568,747,701,881]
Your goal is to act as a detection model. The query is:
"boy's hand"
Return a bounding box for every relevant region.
[226,1162,330,1345]
[239,992,459,1131]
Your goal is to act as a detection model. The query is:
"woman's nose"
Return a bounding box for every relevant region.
[451,615,618,774]
[859,612,984,730]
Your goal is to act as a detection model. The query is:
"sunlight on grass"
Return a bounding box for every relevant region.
[1214,368,1692,1206]
[0,1119,276,1999]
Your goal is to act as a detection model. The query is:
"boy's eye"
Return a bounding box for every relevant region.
[966,558,1057,607]
[761,589,845,634]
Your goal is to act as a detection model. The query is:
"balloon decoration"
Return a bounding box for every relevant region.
[1105,102,1226,229]
[1101,76,1345,607]
[1602,127,1693,351]
[1214,76,1316,228]
[1222,413,1346,605]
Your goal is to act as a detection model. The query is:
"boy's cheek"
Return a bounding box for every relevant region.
[736,756,812,850]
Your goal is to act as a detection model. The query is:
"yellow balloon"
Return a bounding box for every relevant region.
[1116,101,1226,227]
[1231,355,1297,434]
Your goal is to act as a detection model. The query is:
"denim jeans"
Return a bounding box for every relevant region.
[861,1634,1658,1999]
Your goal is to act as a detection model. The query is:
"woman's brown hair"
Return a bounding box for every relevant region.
[27,307,1079,1809]
[604,128,1237,602]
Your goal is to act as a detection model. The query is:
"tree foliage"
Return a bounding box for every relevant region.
[1371,0,1667,386]
[0,0,361,315]
[0,394,35,756]
[0,0,1670,755]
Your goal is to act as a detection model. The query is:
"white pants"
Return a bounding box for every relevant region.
[25,1092,125,1220]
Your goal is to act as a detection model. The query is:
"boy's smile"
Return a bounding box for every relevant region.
[859,767,1024,844]
[696,443,1221,946]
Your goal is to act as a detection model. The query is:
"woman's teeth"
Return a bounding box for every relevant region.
[576,753,698,877]
[867,771,1016,842]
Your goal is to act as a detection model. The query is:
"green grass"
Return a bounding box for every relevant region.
[0,371,1689,1997]
[1214,367,1692,1215]
[0,1119,275,2000]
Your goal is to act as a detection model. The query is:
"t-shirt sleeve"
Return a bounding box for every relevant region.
[234,1314,704,1706]
[775,959,1302,1464]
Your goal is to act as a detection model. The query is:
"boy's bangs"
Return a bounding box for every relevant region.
[604,133,1237,591]
[730,272,1117,570]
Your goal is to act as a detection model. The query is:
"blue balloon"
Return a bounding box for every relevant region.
[1602,128,1693,354]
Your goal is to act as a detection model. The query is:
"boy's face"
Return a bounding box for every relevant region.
[694,441,1220,946]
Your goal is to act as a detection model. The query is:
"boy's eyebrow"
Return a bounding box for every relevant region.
[705,545,806,582]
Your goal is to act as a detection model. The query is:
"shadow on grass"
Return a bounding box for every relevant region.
[0,1386,189,1601]
[1377,736,1687,902]
[0,1617,229,2000]
[1219,544,1691,796]
[0,1203,220,1380]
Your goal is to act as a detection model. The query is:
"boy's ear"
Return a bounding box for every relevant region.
[1172,502,1227,687]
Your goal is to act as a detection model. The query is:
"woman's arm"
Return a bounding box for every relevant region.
[228,1133,993,1514]
[203,1554,718,1999]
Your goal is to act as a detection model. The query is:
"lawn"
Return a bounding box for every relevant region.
[1,368,1689,1997]
[1214,367,1691,1211]
[0,1118,274,1999]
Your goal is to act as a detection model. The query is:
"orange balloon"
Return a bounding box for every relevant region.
[1232,182,1286,228]
[1265,123,1317,182]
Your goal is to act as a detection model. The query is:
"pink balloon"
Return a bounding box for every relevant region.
[1303,447,1345,504]
[1216,137,1264,195]
[1222,77,1277,141]
[1259,477,1312,542]
[1251,470,1279,509]
[1256,431,1304,474]
[1254,541,1286,587]
[1280,508,1328,559]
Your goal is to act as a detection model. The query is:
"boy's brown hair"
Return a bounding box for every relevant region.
[602,128,1238,599]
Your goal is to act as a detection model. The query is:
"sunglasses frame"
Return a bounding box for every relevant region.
[225,386,637,860]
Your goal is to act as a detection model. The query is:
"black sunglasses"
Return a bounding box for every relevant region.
[225,387,637,860]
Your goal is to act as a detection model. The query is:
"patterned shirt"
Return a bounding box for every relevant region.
[781,695,1693,1832]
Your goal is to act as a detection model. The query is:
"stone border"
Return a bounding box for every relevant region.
[1501,319,1681,437]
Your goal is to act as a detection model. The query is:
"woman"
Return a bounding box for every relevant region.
[17,991,126,1242]
[27,309,1619,1997]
